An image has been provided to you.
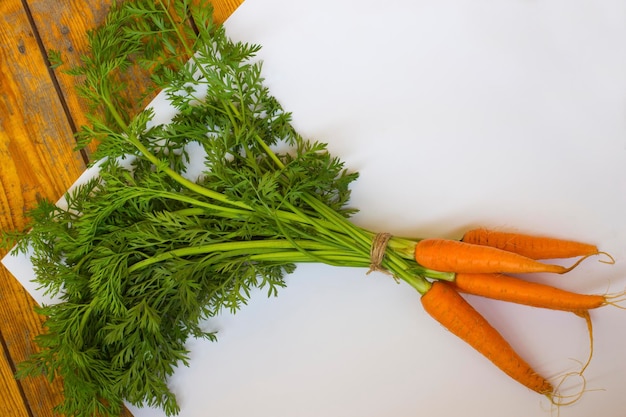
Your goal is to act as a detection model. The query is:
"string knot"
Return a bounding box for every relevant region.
[367,232,394,279]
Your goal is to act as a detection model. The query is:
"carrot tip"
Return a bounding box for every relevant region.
[604,289,626,309]
[557,250,613,274]
[560,252,607,274]
[597,251,616,265]
[547,371,588,408]
[545,311,597,412]
[546,371,605,415]
[573,310,594,375]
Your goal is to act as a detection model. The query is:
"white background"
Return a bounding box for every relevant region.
[4,0,626,416]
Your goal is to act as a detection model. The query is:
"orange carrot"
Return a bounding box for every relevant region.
[421,281,553,394]
[461,228,599,260]
[450,273,606,311]
[414,238,582,274]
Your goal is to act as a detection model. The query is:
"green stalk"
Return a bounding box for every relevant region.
[105,82,434,294]
[251,133,372,251]
[103,100,357,240]
[129,132,252,210]
[142,188,250,218]
[250,132,433,293]
[249,251,370,267]
[100,91,252,212]
[127,239,341,273]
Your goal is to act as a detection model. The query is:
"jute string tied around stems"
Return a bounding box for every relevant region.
[367,232,399,282]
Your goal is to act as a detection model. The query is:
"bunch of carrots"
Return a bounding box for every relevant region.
[412,228,619,403]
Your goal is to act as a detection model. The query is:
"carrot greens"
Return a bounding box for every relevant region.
[3,1,436,415]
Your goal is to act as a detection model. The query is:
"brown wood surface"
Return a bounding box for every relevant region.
[0,0,243,415]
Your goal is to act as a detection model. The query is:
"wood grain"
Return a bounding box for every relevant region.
[0,2,86,230]
[0,0,86,415]
[210,0,244,23]
[0,325,30,417]
[0,0,243,416]
[26,0,114,156]
[0,268,65,417]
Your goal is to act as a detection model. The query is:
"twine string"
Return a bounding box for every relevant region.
[367,232,394,279]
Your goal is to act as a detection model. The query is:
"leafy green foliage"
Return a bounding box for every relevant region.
[3,1,429,416]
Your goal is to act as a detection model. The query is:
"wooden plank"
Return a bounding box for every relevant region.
[25,0,114,156]
[210,0,245,23]
[27,0,155,157]
[0,0,86,228]
[0,0,87,415]
[0,267,65,417]
[0,325,30,417]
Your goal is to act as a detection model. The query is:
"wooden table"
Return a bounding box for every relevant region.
[0,1,242,415]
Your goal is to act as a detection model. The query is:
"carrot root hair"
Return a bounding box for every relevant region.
[524,250,610,275]
[597,251,616,265]
[546,371,588,413]
[546,310,597,414]
[559,253,599,274]
[573,310,594,376]
[604,291,626,309]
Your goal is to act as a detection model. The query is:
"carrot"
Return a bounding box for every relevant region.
[414,238,585,274]
[421,281,553,394]
[461,228,599,260]
[450,273,606,311]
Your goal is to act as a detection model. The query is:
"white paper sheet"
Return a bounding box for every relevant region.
[4,1,626,416]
